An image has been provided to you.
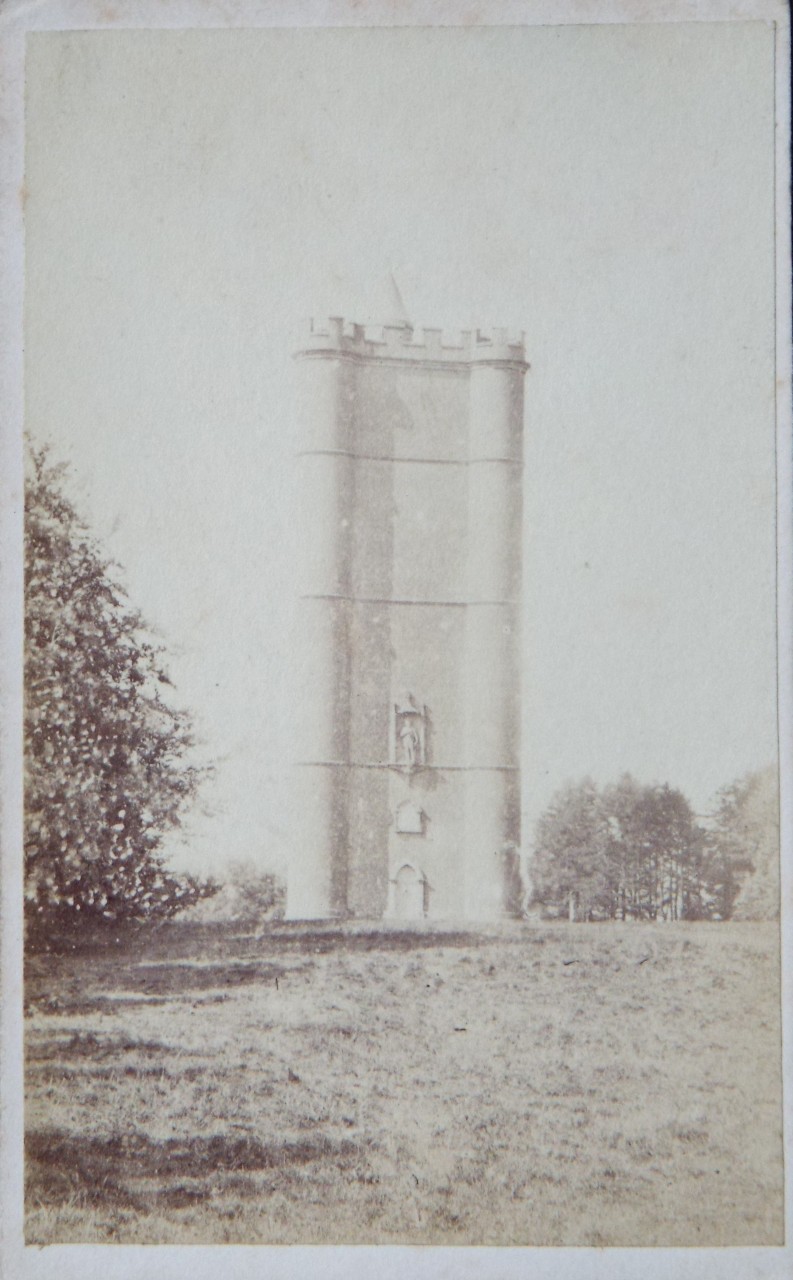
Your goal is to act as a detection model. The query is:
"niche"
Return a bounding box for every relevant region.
[395,799,425,835]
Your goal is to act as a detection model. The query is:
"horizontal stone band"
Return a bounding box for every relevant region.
[295,349,529,375]
[295,761,519,772]
[299,593,518,607]
[297,449,522,467]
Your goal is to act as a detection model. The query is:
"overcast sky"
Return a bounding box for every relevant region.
[24,22,777,876]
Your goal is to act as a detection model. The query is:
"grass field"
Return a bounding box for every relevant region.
[24,919,783,1246]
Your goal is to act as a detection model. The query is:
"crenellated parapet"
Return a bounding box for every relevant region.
[297,317,527,369]
[471,327,528,367]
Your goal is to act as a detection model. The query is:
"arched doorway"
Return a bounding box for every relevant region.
[394,863,427,920]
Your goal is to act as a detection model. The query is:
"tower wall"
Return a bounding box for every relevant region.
[289,338,353,918]
[288,319,527,921]
[462,356,525,917]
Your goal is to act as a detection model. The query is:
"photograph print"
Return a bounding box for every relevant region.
[7,7,789,1259]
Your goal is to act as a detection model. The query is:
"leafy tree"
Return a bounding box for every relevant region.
[707,767,779,920]
[531,779,611,920]
[24,445,217,934]
[601,774,647,920]
[631,784,704,921]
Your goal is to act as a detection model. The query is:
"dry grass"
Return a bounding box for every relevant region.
[24,919,783,1246]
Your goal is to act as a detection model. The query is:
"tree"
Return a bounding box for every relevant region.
[24,445,217,933]
[531,779,611,920]
[601,774,647,920]
[631,784,704,921]
[707,767,779,920]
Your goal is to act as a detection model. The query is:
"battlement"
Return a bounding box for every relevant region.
[296,317,526,367]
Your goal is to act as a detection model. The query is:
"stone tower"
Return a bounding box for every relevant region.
[289,302,528,921]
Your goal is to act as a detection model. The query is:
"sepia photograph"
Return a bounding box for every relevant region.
[0,2,790,1275]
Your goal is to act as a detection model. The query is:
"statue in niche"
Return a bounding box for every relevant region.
[399,721,420,768]
[390,694,427,772]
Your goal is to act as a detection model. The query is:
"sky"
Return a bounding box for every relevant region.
[23,22,778,876]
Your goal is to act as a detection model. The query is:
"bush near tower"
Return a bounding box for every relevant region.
[24,445,217,940]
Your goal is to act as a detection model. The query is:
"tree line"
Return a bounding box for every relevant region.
[530,769,779,922]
